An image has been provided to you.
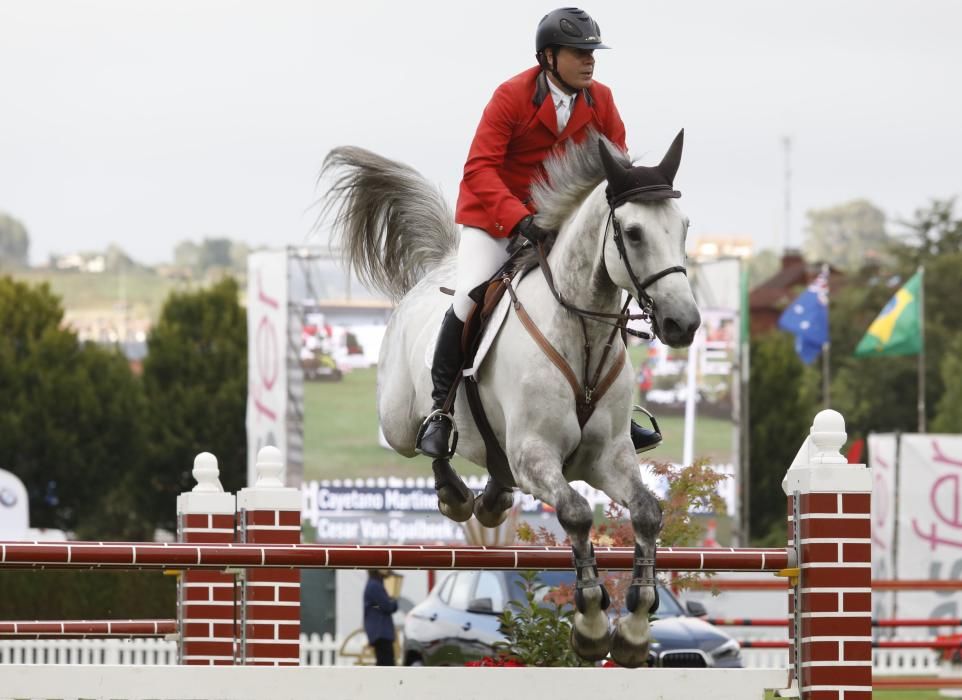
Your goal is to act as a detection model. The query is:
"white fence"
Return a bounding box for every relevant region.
[0,633,342,666]
[0,633,942,674]
[737,644,941,677]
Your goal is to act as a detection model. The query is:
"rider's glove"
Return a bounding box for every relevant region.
[513,215,549,245]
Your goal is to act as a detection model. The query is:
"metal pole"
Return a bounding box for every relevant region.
[782,136,792,252]
[682,330,698,467]
[917,266,926,433]
[822,263,831,409]
[822,342,831,409]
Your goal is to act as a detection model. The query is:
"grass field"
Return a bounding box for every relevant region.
[303,366,734,481]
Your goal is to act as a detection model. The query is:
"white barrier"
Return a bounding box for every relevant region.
[0,665,788,700]
[0,633,342,667]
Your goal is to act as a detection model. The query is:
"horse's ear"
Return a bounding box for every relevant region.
[598,139,628,186]
[657,129,685,185]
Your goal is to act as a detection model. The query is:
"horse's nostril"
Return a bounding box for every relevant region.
[662,317,699,346]
[663,317,683,338]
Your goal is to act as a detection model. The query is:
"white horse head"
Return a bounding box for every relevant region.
[599,131,700,347]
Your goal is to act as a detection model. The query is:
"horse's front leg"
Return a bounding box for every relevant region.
[515,442,611,662]
[609,482,662,668]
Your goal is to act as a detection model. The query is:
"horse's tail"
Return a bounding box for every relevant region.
[318,146,457,301]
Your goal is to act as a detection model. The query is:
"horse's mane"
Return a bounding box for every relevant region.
[529,130,630,231]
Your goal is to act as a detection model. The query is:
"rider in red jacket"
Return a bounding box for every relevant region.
[418,8,661,459]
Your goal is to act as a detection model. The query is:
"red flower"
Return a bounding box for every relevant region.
[465,655,526,667]
[935,635,962,663]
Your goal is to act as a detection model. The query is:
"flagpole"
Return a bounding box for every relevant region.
[917,265,926,433]
[821,263,830,409]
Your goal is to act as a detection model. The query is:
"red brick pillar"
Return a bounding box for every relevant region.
[237,445,302,666]
[176,452,238,665]
[783,410,872,700]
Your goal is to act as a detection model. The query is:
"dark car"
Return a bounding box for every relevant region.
[402,570,742,668]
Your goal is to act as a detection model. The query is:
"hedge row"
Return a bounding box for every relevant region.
[0,571,177,619]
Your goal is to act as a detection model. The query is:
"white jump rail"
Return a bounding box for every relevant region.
[0,665,789,700]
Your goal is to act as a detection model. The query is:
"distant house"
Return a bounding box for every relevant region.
[691,236,754,261]
[51,252,106,273]
[749,250,844,337]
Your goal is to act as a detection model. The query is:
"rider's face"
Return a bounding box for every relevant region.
[546,46,595,92]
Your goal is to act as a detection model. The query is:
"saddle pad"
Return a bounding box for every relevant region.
[462,290,512,379]
[422,292,512,380]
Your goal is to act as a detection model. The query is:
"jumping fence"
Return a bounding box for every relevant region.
[0,410,888,699]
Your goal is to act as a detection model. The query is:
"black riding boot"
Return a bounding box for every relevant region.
[630,406,663,454]
[416,307,465,459]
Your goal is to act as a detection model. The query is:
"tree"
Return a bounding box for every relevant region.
[0,277,147,537]
[0,212,30,268]
[803,199,889,271]
[140,277,247,532]
[931,333,962,432]
[198,238,233,270]
[746,249,780,287]
[748,331,816,544]
[824,200,962,438]
[173,240,201,270]
[890,198,962,265]
[104,243,140,272]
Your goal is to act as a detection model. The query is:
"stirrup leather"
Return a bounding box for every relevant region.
[416,409,459,458]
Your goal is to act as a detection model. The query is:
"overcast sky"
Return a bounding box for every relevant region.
[1,0,959,265]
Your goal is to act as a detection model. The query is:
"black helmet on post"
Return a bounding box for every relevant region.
[535,7,610,53]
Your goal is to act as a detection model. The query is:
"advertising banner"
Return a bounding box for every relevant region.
[894,434,962,622]
[246,250,289,487]
[867,433,899,621]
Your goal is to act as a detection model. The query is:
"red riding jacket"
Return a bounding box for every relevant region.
[455,66,627,239]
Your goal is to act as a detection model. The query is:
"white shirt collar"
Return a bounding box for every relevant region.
[546,75,576,109]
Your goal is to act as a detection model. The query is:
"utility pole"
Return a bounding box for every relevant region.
[782,135,792,252]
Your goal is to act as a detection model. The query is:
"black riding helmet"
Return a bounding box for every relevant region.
[536,8,610,94]
[536,7,610,54]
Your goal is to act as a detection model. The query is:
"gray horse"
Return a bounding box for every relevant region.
[320,131,700,667]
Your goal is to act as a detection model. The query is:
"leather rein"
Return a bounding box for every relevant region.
[504,200,688,428]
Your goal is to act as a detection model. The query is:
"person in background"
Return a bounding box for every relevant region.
[363,569,399,666]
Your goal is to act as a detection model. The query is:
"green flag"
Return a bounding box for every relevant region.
[854,270,922,357]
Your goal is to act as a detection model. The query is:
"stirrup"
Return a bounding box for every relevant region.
[633,405,662,436]
[416,409,459,458]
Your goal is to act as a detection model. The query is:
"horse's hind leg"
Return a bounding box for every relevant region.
[515,445,610,662]
[473,477,513,528]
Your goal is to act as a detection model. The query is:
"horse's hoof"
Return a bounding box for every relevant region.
[570,617,611,662]
[609,617,652,669]
[473,497,509,528]
[437,488,474,523]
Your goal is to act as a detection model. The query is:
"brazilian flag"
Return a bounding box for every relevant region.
[854,270,922,357]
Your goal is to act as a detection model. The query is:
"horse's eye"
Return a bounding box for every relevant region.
[623,225,642,243]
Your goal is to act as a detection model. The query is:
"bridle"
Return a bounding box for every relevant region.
[606,191,688,322]
[530,193,688,340]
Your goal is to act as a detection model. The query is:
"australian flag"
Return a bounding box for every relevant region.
[778,269,829,364]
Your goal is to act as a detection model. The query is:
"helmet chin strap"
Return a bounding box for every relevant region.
[539,50,579,96]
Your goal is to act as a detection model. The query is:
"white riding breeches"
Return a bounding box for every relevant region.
[451,226,512,321]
